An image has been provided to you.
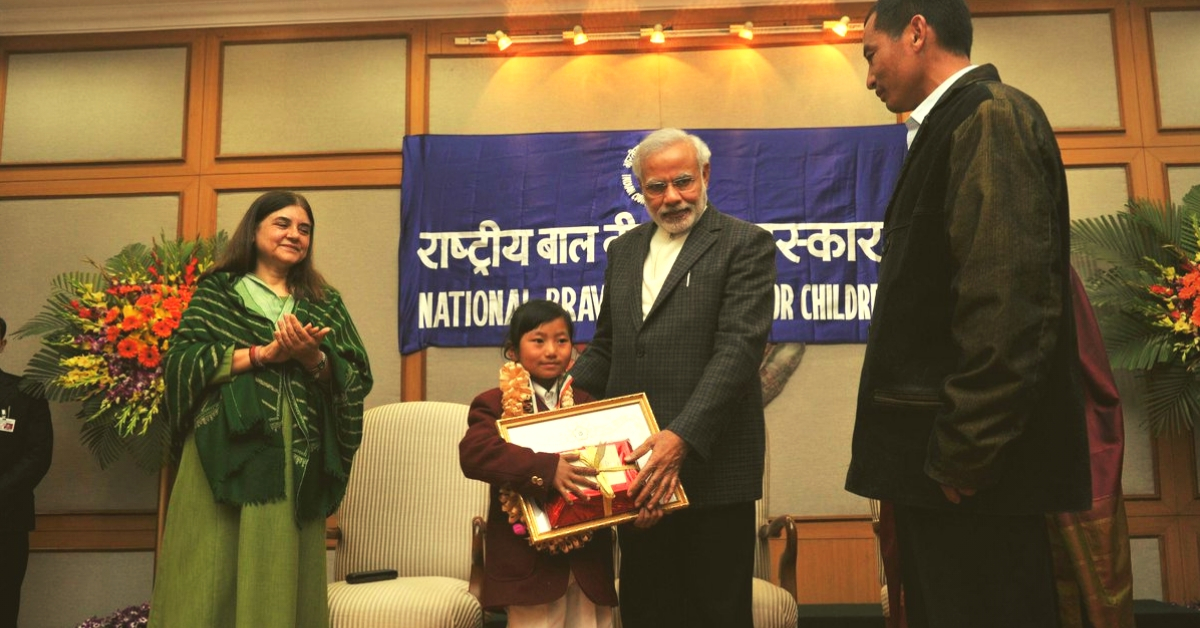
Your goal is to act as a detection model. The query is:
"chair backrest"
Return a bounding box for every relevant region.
[333,401,488,582]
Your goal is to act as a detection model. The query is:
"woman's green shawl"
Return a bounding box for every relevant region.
[164,272,372,522]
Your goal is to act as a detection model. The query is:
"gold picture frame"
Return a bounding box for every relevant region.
[496,392,689,545]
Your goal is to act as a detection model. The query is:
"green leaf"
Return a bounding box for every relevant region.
[127,419,172,473]
[77,399,127,471]
[19,349,81,403]
[1139,366,1200,433]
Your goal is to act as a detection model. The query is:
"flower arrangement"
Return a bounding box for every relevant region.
[17,233,226,471]
[1071,184,1200,434]
[77,602,150,628]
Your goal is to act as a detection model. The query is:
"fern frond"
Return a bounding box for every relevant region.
[79,403,126,471]
[1139,366,1200,433]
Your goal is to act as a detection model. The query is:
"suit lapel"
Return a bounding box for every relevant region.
[644,205,719,323]
[622,223,654,333]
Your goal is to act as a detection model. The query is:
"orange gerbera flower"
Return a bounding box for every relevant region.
[138,344,161,368]
[1177,269,1200,300]
[121,313,143,331]
[152,319,174,338]
[162,296,183,314]
[117,337,141,358]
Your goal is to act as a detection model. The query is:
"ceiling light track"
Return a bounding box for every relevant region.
[455,16,860,50]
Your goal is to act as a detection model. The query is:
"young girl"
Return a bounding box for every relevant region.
[459,299,617,628]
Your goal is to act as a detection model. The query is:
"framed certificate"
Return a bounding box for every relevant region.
[497,392,689,545]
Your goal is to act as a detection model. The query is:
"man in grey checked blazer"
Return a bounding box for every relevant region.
[570,128,777,628]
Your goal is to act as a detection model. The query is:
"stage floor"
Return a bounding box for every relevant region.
[795,601,1200,628]
[485,600,1200,627]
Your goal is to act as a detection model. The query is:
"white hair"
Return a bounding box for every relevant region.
[631,128,712,182]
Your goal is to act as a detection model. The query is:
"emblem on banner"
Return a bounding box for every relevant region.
[620,147,646,206]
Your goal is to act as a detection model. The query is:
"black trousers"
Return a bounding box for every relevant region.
[0,532,29,628]
[616,501,756,628]
[893,502,1059,628]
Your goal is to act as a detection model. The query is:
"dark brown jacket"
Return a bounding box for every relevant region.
[846,65,1092,514]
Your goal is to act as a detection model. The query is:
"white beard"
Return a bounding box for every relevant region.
[653,184,707,236]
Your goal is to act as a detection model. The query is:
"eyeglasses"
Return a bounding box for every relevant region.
[642,174,698,198]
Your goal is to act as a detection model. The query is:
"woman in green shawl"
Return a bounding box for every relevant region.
[150,191,372,627]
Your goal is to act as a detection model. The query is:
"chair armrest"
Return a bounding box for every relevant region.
[469,515,486,601]
[759,515,797,600]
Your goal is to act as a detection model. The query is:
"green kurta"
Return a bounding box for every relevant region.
[150,276,349,627]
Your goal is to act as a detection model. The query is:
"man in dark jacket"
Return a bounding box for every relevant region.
[845,2,1091,627]
[0,316,54,628]
[571,128,776,628]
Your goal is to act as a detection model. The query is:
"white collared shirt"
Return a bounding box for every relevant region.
[642,226,689,319]
[531,380,558,410]
[905,64,977,148]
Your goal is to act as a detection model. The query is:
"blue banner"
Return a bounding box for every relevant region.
[400,126,907,354]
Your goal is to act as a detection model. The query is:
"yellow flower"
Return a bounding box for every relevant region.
[60,354,107,389]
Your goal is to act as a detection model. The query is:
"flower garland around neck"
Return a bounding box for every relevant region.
[496,361,591,555]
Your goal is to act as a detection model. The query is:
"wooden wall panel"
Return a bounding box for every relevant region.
[2,47,188,164]
[767,518,879,604]
[1,0,1199,611]
[219,37,407,156]
[30,513,157,551]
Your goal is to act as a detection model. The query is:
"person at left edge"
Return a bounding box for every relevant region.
[0,315,53,628]
[149,190,373,628]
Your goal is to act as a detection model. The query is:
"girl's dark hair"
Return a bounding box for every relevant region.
[503,299,574,360]
[867,0,973,58]
[206,190,328,301]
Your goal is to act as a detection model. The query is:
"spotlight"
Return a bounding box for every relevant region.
[824,16,851,37]
[732,21,754,41]
[651,24,666,44]
[488,29,512,50]
[566,25,588,45]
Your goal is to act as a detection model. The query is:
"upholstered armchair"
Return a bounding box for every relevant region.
[327,401,488,628]
[869,497,896,622]
[752,511,800,626]
[751,436,800,628]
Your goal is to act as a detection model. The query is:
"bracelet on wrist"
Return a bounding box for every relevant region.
[249,345,263,368]
[307,351,327,378]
